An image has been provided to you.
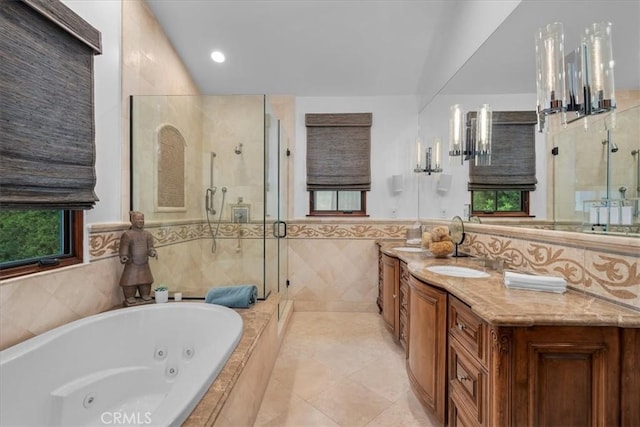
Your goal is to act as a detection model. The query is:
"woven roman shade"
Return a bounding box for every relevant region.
[0,0,102,210]
[306,113,372,191]
[468,111,538,191]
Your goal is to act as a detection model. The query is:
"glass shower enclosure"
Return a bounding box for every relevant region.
[129,94,288,308]
[551,105,640,236]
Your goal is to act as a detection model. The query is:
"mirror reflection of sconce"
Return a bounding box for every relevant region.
[448,104,493,166]
[414,137,443,175]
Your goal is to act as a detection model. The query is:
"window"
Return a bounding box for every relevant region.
[471,190,530,216]
[0,210,83,279]
[0,1,99,278]
[305,113,372,216]
[310,190,367,216]
[468,111,537,218]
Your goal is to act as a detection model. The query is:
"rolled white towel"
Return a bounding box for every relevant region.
[503,271,567,293]
[504,271,566,287]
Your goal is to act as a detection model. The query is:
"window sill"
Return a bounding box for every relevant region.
[307,213,370,217]
[472,213,535,218]
[0,256,83,280]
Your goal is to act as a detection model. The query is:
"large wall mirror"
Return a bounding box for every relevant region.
[551,104,639,237]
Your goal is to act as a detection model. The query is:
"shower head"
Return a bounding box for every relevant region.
[602,139,619,153]
[234,143,243,155]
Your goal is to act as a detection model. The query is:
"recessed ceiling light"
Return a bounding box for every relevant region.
[210,50,225,63]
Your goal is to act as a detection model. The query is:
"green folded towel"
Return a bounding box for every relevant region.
[205,285,257,308]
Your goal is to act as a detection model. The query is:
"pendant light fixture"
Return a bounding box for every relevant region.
[536,21,616,132]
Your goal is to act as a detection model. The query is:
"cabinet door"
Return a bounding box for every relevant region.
[407,275,447,424]
[381,254,399,337]
[512,326,620,427]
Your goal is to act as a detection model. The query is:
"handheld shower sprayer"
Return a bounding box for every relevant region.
[206,187,217,214]
[206,186,228,253]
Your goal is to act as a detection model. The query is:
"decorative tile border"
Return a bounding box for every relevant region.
[463,231,639,307]
[89,222,269,260]
[89,219,639,309]
[287,222,408,239]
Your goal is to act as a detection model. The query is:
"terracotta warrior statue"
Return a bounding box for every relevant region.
[119,211,157,305]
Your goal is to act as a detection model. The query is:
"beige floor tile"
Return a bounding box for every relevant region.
[348,354,410,402]
[308,378,393,427]
[258,398,341,427]
[255,311,437,427]
[253,377,306,426]
[364,390,440,427]
[270,355,344,401]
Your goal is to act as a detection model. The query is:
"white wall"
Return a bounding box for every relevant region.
[62,0,122,228]
[294,96,421,219]
[293,94,547,220]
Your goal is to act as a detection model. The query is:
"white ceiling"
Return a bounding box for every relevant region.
[146,0,640,108]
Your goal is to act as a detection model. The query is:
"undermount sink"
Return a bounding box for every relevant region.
[426,265,490,278]
[393,247,424,253]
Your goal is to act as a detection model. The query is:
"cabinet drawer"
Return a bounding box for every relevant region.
[449,394,481,427]
[449,296,487,364]
[449,337,487,426]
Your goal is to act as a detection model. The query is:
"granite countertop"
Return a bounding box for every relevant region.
[379,242,640,328]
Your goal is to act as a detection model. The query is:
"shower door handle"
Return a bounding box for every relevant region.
[273,221,287,238]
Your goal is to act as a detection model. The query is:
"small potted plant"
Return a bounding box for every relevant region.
[154,285,169,303]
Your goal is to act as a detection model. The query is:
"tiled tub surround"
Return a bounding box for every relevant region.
[184,296,285,426]
[0,257,123,350]
[2,280,284,426]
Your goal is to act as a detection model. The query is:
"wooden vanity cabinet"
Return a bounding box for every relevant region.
[380,253,400,339]
[448,296,632,427]
[400,269,639,427]
[407,274,448,425]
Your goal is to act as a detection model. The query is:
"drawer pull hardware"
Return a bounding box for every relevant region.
[456,322,466,331]
[457,375,471,382]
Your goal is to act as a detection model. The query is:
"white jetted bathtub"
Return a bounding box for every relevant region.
[0,302,243,426]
